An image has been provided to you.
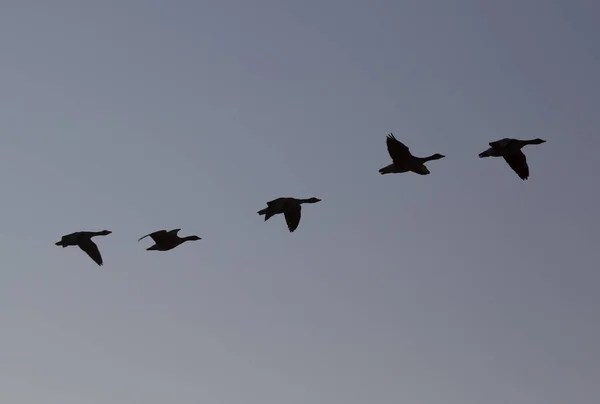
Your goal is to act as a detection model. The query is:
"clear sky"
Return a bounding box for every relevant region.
[1,0,598,403]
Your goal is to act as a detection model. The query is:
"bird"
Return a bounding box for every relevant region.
[138,229,201,251]
[478,138,546,180]
[379,133,445,175]
[257,197,322,232]
[55,230,112,266]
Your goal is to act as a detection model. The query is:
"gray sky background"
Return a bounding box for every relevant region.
[1,1,599,403]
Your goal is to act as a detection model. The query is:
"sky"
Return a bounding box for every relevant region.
[1,0,599,403]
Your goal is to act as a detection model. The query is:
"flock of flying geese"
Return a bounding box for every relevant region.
[55,134,547,266]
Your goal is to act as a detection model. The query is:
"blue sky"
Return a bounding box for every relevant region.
[1,1,598,403]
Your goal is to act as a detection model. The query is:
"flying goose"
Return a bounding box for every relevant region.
[138,229,201,251]
[55,230,112,266]
[478,138,546,180]
[379,133,445,175]
[257,197,321,232]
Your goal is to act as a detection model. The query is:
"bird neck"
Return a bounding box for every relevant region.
[93,230,110,236]
[422,154,441,162]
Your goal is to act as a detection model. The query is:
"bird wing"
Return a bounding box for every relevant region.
[79,239,103,266]
[385,134,411,163]
[138,230,168,242]
[503,150,529,180]
[166,229,181,237]
[284,203,302,232]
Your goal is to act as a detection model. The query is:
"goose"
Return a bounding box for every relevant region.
[379,133,445,175]
[55,230,112,266]
[257,197,321,232]
[138,229,201,251]
[478,138,546,180]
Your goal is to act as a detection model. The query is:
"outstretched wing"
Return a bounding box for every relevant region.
[138,230,168,242]
[503,151,529,180]
[284,204,302,233]
[385,133,411,163]
[166,229,181,237]
[79,239,103,266]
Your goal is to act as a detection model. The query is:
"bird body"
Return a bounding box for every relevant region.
[479,138,546,180]
[138,228,201,251]
[55,230,112,266]
[257,197,321,232]
[379,133,445,175]
[379,162,430,175]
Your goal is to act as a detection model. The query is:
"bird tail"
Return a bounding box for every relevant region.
[258,208,275,221]
[378,164,395,174]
